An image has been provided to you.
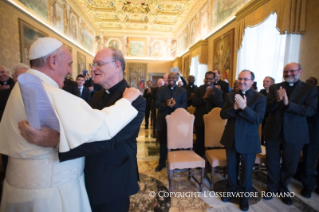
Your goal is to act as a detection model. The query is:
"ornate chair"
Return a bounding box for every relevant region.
[203,107,227,191]
[166,108,205,192]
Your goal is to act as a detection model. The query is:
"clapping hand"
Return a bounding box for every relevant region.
[0,84,10,90]
[234,94,247,110]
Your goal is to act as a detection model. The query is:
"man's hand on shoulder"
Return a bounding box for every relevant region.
[123,87,142,103]
[18,121,59,148]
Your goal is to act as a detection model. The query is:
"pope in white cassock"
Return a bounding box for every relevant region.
[0,37,141,212]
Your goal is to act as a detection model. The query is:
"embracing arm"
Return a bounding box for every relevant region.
[59,97,146,162]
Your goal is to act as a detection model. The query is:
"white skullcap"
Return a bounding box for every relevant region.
[29,37,63,60]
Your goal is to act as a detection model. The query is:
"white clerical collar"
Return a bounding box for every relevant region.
[27,69,59,88]
[190,85,193,88]
[105,90,110,94]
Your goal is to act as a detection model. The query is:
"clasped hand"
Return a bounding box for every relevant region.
[234,94,247,110]
[276,86,289,105]
[166,98,176,108]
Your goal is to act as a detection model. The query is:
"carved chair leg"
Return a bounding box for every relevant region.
[169,169,173,192]
[211,166,215,191]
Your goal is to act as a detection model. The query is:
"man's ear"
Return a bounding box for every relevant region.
[48,54,58,70]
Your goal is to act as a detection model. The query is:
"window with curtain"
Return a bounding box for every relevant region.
[190,55,208,86]
[236,13,301,90]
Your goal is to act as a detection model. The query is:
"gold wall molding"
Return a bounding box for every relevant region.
[236,0,270,20]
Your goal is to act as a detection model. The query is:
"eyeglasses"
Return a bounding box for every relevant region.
[283,70,299,74]
[238,78,252,82]
[90,61,115,69]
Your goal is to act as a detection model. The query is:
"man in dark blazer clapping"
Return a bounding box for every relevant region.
[192,71,223,157]
[155,72,187,172]
[263,63,317,205]
[220,70,266,211]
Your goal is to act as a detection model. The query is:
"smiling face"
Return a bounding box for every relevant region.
[263,77,274,90]
[52,46,72,88]
[92,48,121,89]
[283,63,301,83]
[238,71,254,92]
[188,75,195,84]
[0,66,9,82]
[168,73,177,87]
[204,73,215,87]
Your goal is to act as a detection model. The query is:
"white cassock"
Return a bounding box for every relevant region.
[0,69,138,212]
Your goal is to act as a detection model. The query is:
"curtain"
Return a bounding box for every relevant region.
[190,55,208,86]
[236,13,301,90]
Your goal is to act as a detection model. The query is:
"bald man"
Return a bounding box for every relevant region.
[263,63,317,205]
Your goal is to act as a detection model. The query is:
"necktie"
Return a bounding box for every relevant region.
[79,88,82,96]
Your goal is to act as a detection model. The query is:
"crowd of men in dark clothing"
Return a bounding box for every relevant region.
[142,64,319,211]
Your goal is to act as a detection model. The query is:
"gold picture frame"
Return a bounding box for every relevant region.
[19,19,48,65]
[213,28,234,82]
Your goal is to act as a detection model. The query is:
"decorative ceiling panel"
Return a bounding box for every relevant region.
[73,0,205,37]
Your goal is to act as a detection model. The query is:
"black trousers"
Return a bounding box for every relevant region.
[226,144,256,195]
[194,126,205,157]
[151,105,157,136]
[144,105,151,127]
[91,196,130,212]
[266,132,303,193]
[158,130,167,166]
[300,125,319,190]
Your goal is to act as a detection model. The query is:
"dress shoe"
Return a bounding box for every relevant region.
[262,191,273,200]
[280,196,293,205]
[314,187,319,195]
[151,134,156,138]
[239,199,249,211]
[155,165,165,172]
[221,196,234,202]
[300,188,312,198]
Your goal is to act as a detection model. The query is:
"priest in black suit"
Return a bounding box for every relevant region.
[213,69,229,98]
[263,63,317,205]
[220,70,266,211]
[155,72,187,172]
[183,75,197,107]
[76,74,91,103]
[192,71,223,156]
[260,76,275,96]
[143,80,152,129]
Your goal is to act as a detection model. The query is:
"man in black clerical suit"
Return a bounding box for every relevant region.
[192,71,223,157]
[183,75,197,107]
[143,80,152,129]
[260,76,275,96]
[263,63,317,205]
[213,69,229,98]
[151,78,164,138]
[220,70,266,211]
[76,74,91,103]
[59,48,145,212]
[0,65,15,120]
[299,77,319,198]
[155,72,187,172]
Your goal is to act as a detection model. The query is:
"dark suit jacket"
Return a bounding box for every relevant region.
[192,85,223,127]
[84,78,103,98]
[214,79,229,96]
[143,88,152,109]
[0,77,15,121]
[220,89,266,154]
[183,84,198,107]
[59,80,145,205]
[260,89,268,96]
[62,79,80,97]
[263,80,317,144]
[80,86,91,103]
[156,86,187,131]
